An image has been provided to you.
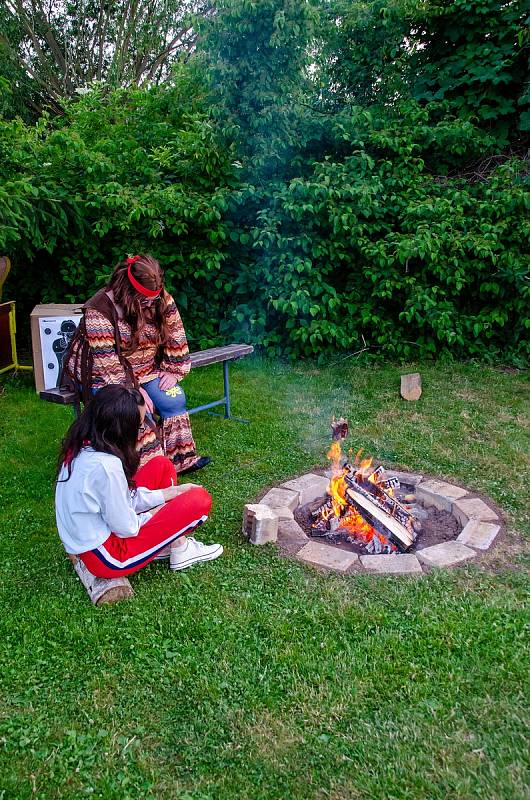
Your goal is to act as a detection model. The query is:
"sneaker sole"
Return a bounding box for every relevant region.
[170,544,223,571]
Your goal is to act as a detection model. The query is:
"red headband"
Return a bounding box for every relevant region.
[126,256,161,299]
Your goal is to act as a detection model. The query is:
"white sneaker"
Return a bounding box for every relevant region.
[153,546,170,560]
[170,536,223,571]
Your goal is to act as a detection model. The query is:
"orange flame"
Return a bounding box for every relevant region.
[327,441,342,476]
[323,439,396,552]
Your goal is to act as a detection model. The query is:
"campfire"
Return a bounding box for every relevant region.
[311,419,417,554]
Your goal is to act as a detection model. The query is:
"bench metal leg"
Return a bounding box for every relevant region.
[188,359,249,423]
[208,360,249,423]
[223,360,230,418]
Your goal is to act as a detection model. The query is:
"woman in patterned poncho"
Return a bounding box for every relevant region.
[64,254,210,473]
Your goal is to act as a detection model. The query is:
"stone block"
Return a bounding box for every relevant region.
[242,503,262,537]
[281,473,330,506]
[296,542,358,572]
[400,372,422,401]
[243,504,279,545]
[452,497,499,527]
[415,479,468,512]
[270,506,294,521]
[359,554,423,574]
[277,519,308,546]
[457,520,500,550]
[260,487,299,512]
[416,541,476,568]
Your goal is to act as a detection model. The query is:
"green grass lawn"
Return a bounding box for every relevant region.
[0,359,528,800]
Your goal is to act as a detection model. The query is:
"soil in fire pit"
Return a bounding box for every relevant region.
[294,482,460,556]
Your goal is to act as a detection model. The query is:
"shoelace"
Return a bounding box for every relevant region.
[186,537,205,549]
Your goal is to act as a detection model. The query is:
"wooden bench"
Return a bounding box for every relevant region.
[40,343,254,421]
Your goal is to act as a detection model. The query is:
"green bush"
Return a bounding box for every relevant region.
[0,78,239,346]
[1,0,528,362]
[1,94,529,361]
[225,104,529,363]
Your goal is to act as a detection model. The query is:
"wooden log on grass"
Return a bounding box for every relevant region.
[400,373,422,401]
[68,554,134,605]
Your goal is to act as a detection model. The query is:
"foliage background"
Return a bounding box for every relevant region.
[0,0,528,362]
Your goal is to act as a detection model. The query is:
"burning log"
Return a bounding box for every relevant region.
[379,476,400,491]
[344,473,412,529]
[311,430,417,553]
[311,499,333,519]
[370,465,385,482]
[345,484,414,551]
[331,417,349,441]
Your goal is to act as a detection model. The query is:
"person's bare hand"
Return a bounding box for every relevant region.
[162,483,202,502]
[139,387,154,414]
[159,371,178,391]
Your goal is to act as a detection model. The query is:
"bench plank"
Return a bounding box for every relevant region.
[189,344,254,368]
[40,387,77,405]
[40,344,254,406]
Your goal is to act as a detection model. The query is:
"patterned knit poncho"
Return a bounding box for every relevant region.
[68,292,191,389]
[66,291,196,468]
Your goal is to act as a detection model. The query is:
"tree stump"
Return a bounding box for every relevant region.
[69,555,134,605]
[400,373,422,401]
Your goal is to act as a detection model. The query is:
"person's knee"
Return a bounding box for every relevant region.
[152,384,187,418]
[187,486,212,517]
[163,398,187,418]
[152,455,177,483]
[167,486,212,520]
[149,455,169,470]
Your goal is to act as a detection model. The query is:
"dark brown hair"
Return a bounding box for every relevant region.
[107,254,170,353]
[57,385,145,487]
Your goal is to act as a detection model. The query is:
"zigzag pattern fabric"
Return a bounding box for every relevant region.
[163,413,196,471]
[137,422,165,468]
[68,297,191,389]
[67,293,197,467]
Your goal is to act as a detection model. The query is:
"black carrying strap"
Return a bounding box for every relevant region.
[61,289,139,406]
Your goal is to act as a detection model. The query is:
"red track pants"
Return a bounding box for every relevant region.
[80,456,212,578]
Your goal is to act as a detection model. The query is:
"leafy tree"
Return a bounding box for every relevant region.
[0,0,210,111]
[411,0,530,142]
[198,0,318,177]
[318,0,416,108]
[320,0,529,145]
[1,0,528,362]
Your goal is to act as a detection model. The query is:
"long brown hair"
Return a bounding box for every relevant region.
[57,385,144,487]
[107,254,170,353]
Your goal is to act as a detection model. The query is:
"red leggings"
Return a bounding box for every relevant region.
[80,456,212,578]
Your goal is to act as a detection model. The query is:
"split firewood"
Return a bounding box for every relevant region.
[400,373,422,401]
[70,555,134,605]
[345,486,414,550]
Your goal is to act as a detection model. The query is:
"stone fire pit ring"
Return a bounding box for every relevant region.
[242,471,502,576]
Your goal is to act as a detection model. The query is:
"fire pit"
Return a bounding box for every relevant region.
[242,420,503,576]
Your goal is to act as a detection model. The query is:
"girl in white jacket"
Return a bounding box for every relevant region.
[55,385,222,576]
